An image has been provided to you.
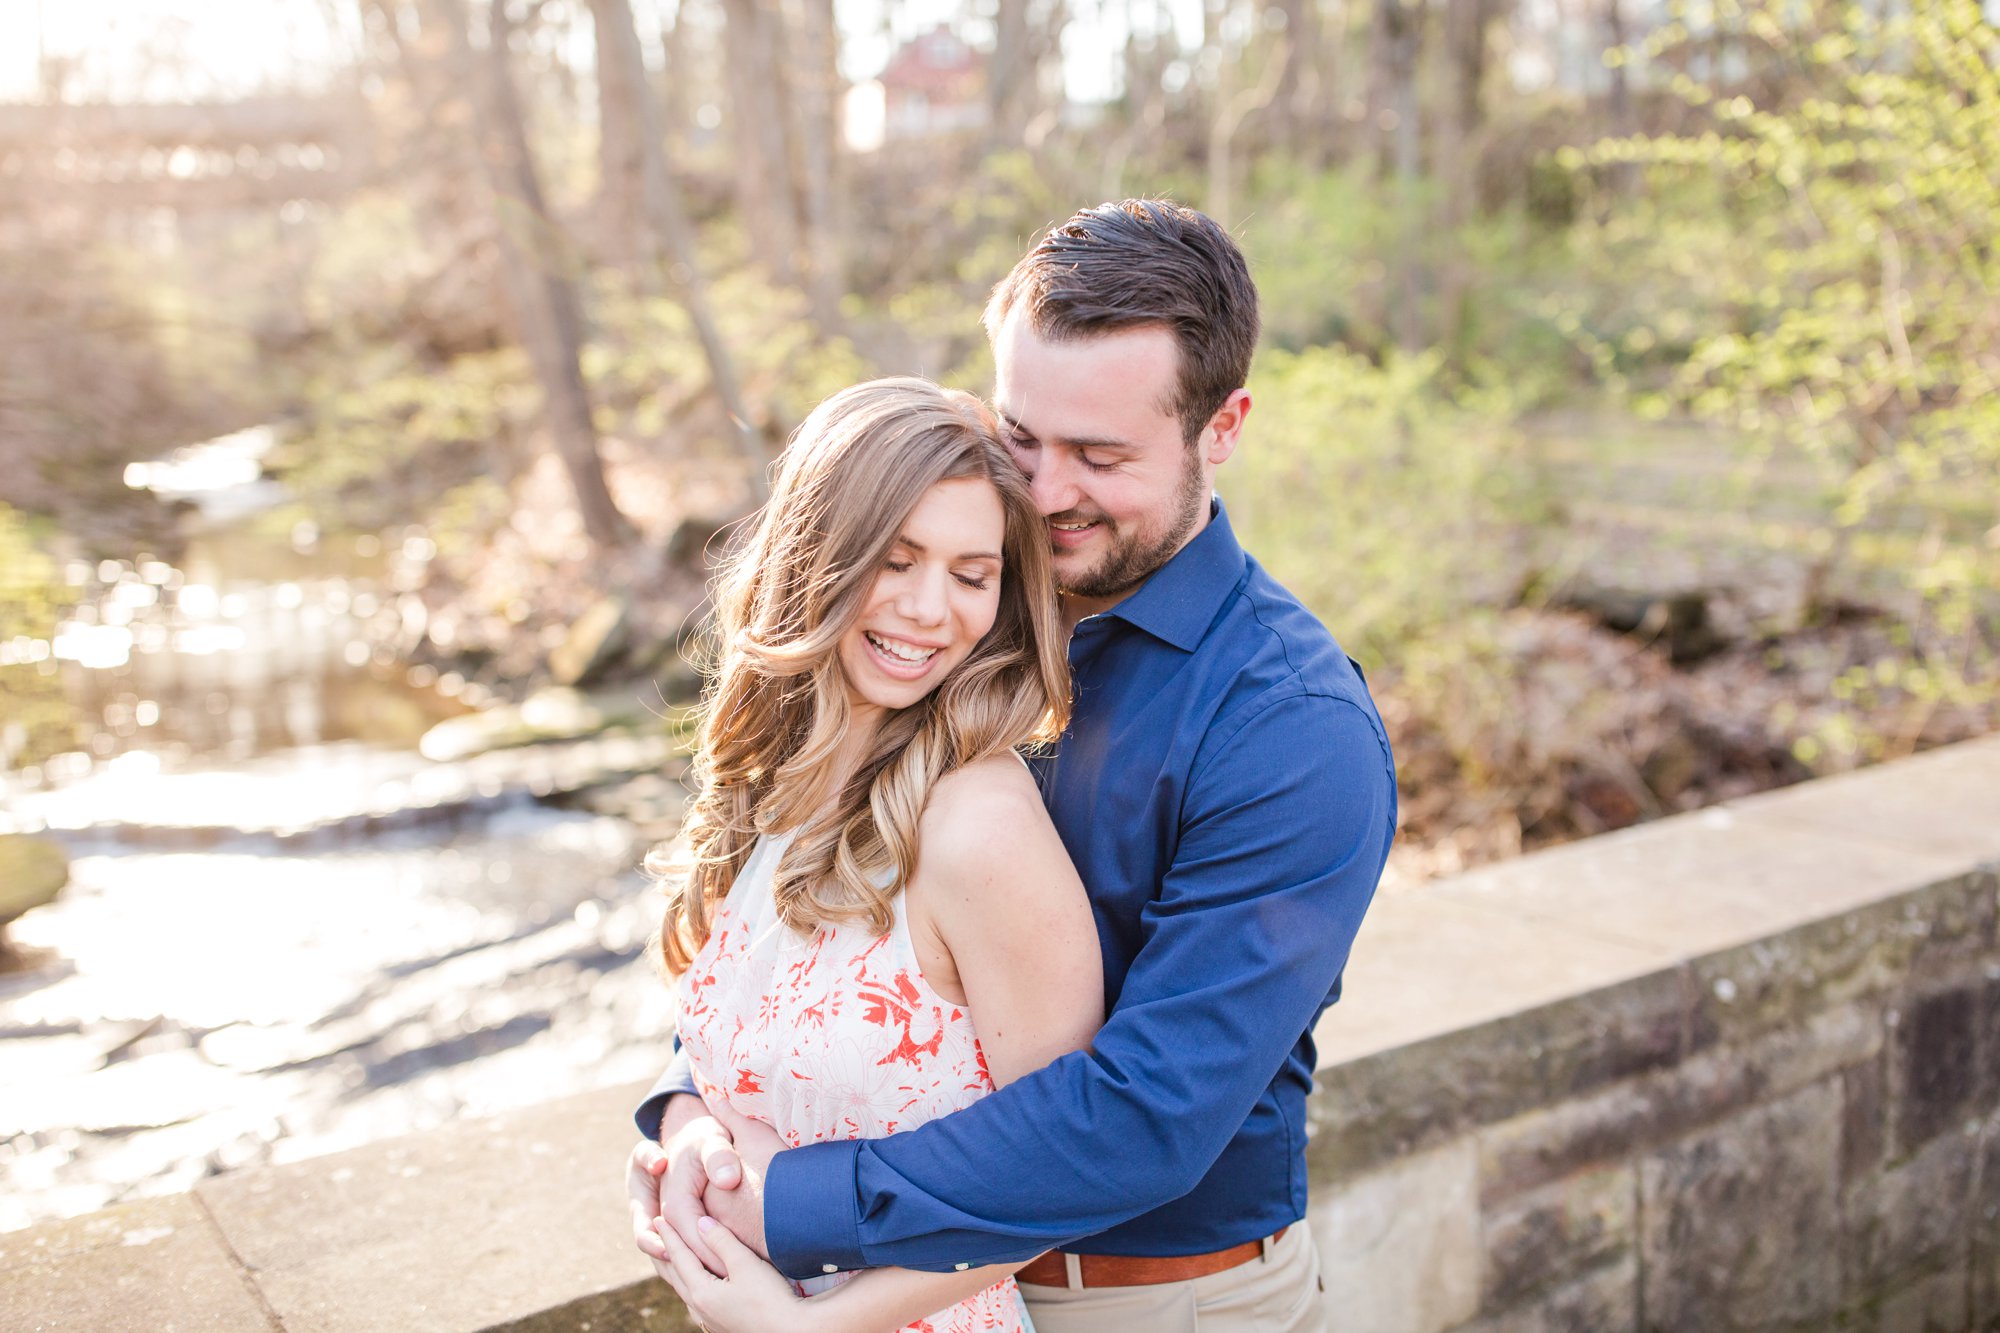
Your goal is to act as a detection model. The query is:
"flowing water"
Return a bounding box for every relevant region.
[0,438,685,1233]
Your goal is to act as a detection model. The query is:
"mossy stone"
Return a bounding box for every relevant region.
[0,834,66,923]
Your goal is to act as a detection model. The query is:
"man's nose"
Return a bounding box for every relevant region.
[1027,450,1080,517]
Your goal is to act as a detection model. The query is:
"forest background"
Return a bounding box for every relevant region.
[2,0,1997,883]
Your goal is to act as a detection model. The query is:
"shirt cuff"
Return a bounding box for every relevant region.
[765,1138,867,1281]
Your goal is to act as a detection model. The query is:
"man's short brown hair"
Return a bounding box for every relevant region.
[983,199,1260,444]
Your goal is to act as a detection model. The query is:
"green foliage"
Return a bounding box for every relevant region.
[1571,0,2000,758]
[1237,158,1578,403]
[298,196,436,331]
[279,342,533,532]
[1238,160,1427,354]
[1230,347,1539,806]
[0,506,79,768]
[1229,346,1563,807]
[1229,345,1544,665]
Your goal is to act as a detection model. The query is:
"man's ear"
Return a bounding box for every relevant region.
[1203,389,1251,467]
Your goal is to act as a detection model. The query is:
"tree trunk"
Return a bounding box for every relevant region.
[1364,0,1426,348]
[589,0,766,497]
[658,0,695,161]
[592,0,647,265]
[991,0,1034,147]
[1445,0,1491,141]
[1269,0,1307,156]
[1300,0,1345,169]
[1102,0,1174,197]
[1604,0,1637,191]
[1207,21,1290,227]
[1365,0,1423,181]
[719,0,802,284]
[1435,0,1493,352]
[786,0,846,331]
[423,0,631,549]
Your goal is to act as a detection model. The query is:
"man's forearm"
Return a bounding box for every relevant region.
[636,1045,700,1140]
[656,1090,709,1144]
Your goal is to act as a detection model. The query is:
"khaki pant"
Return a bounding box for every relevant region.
[1019,1224,1327,1333]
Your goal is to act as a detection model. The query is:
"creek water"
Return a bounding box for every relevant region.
[0,444,685,1234]
[1,778,678,1234]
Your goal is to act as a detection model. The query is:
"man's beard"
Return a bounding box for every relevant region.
[1052,446,1208,602]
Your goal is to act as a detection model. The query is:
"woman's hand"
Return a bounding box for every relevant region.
[630,1094,743,1276]
[653,1212,821,1333]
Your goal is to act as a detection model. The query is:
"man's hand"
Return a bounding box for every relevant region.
[631,1095,744,1276]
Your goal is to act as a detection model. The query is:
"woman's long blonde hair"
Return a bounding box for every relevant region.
[655,377,1069,975]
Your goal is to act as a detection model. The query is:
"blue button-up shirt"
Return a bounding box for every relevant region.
[639,499,1396,1277]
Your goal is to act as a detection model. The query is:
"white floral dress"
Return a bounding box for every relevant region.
[675,830,1029,1333]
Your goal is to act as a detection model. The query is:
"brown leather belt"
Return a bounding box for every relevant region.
[1016,1227,1288,1289]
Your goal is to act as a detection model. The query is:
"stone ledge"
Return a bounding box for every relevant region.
[1319,734,2000,1069]
[194,1082,691,1333]
[0,1192,276,1332]
[6,734,1997,1330]
[1309,734,2000,1181]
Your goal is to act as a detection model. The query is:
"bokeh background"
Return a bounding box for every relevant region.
[1,0,1995,1235]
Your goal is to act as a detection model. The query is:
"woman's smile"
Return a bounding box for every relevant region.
[839,476,1005,723]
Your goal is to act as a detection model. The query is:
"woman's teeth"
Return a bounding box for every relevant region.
[866,632,937,663]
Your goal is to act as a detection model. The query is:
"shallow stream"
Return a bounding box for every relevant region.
[1,442,686,1233]
[1,744,682,1234]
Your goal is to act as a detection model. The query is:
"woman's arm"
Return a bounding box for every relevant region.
[662,1104,1025,1333]
[905,754,1104,1086]
[657,1215,1021,1333]
[813,762,1102,1329]
[659,756,1103,1333]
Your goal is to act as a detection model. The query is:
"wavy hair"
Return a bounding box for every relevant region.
[655,378,1069,974]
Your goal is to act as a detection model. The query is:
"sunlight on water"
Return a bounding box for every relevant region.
[0,801,681,1232]
[50,624,134,670]
[11,808,631,1031]
[122,424,285,524]
[4,736,675,837]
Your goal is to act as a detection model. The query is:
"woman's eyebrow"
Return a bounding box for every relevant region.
[897,536,1002,562]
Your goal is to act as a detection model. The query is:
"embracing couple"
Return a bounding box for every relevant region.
[626,199,1397,1333]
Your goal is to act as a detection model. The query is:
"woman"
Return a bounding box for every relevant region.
[648,378,1101,1332]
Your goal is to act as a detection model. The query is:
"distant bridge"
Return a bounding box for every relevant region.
[0,96,374,213]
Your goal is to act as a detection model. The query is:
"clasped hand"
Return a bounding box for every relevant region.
[629,1099,804,1333]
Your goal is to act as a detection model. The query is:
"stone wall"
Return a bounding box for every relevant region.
[1305,736,2000,1332]
[5,735,1996,1332]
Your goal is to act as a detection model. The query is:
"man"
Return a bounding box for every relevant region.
[630,199,1397,1331]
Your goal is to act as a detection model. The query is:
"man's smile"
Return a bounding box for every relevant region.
[1048,516,1104,550]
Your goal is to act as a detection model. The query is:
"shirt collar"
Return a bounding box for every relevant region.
[1090,497,1248,652]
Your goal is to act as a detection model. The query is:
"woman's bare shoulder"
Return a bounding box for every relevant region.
[919,753,1056,862]
[916,758,1100,1084]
